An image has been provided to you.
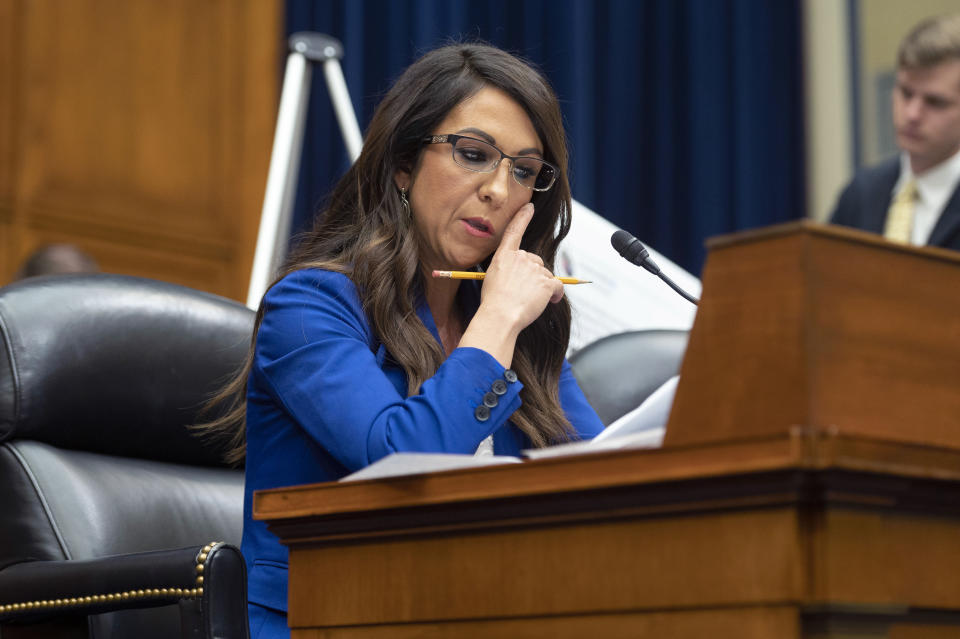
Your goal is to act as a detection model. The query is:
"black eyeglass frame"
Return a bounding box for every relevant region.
[422,134,558,192]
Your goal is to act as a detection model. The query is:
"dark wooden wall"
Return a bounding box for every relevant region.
[0,0,281,300]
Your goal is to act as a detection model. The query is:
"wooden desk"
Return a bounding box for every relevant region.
[256,223,960,638]
[256,431,960,638]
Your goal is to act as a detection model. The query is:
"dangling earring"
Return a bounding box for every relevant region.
[399,187,411,217]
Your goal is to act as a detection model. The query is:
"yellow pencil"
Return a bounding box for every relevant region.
[432,270,592,285]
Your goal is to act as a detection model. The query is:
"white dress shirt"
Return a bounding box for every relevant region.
[894,147,960,245]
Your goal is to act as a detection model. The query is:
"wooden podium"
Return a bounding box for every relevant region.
[255,222,960,638]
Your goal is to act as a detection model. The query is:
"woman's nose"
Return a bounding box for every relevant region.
[479,160,514,204]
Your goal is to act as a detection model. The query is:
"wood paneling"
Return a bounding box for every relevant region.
[0,222,11,278]
[0,0,18,269]
[19,225,232,294]
[815,509,960,607]
[296,606,801,639]
[888,625,960,639]
[665,222,960,451]
[289,508,802,628]
[0,0,280,299]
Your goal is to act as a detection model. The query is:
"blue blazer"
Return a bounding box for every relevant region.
[241,268,604,615]
[829,156,960,251]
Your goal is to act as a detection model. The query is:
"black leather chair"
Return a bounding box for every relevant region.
[569,329,689,426]
[0,274,255,639]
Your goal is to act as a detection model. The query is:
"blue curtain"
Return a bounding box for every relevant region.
[285,0,805,275]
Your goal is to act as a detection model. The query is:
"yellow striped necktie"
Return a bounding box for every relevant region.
[883,179,917,244]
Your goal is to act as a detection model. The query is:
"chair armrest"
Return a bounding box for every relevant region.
[0,542,248,638]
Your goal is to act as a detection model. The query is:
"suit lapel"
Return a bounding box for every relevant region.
[927,183,960,249]
[864,159,901,235]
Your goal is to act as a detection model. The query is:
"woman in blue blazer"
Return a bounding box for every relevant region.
[203,42,604,639]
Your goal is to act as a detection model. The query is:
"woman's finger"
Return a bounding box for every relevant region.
[494,203,534,255]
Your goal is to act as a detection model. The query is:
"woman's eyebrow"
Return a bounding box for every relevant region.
[456,127,543,157]
[456,127,496,144]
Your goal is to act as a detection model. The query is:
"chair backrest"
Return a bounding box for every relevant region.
[569,329,689,426]
[0,274,254,637]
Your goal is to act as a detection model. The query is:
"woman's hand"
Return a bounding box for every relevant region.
[458,202,562,368]
[481,203,563,330]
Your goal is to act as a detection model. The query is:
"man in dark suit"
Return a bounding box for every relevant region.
[831,13,960,251]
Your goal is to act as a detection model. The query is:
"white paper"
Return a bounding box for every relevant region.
[592,375,678,443]
[559,200,700,353]
[522,428,665,460]
[339,452,521,482]
[523,376,678,460]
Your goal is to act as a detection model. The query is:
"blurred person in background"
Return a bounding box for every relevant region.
[13,244,99,281]
[831,13,960,251]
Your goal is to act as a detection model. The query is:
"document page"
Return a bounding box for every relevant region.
[559,200,700,353]
[340,452,521,482]
[523,376,678,460]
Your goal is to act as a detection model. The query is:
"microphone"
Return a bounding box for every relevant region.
[611,230,660,275]
[611,230,699,306]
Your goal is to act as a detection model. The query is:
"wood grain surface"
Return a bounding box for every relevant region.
[0,0,280,298]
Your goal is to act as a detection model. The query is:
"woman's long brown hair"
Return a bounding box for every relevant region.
[200,43,577,465]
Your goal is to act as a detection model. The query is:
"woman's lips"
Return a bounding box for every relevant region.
[461,218,494,238]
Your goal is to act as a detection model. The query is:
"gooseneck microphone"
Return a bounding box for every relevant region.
[611,230,699,306]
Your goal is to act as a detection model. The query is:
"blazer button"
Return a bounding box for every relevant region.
[483,391,499,408]
[474,405,491,422]
[491,379,508,395]
[503,369,518,383]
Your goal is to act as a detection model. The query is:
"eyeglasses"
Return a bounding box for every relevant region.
[422,134,558,191]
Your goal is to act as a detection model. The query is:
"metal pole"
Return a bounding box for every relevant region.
[247,33,360,309]
[246,52,312,309]
[323,58,363,163]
